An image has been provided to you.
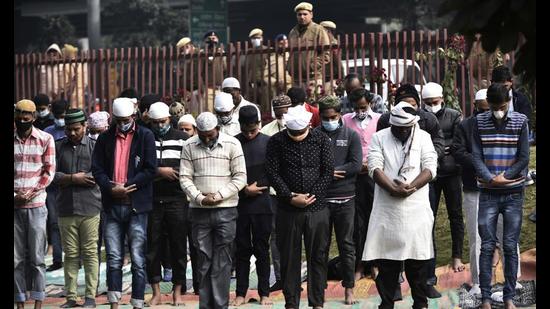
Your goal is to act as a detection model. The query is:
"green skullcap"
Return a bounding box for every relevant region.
[65,108,87,125]
[317,95,341,111]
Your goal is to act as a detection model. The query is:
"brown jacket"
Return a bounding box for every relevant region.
[287,22,330,82]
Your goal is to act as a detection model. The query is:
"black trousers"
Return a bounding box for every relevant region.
[146,200,188,285]
[235,213,273,297]
[327,200,356,288]
[354,174,375,270]
[277,206,330,308]
[160,226,172,270]
[376,259,429,309]
[426,175,464,285]
[270,196,281,282]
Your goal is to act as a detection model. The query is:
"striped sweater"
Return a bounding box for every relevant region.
[472,111,529,193]
[153,128,189,201]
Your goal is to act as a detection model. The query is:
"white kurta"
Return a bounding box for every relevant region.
[363,125,438,261]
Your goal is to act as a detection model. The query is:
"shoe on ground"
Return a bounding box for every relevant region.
[82,297,97,308]
[60,300,78,308]
[270,280,283,292]
[46,261,63,272]
[426,285,442,298]
[163,268,173,282]
[468,284,481,296]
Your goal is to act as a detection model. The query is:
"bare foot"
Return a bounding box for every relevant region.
[231,296,246,306]
[355,263,365,281]
[16,302,24,309]
[492,248,500,267]
[110,303,119,309]
[260,296,273,305]
[504,300,516,309]
[371,266,379,279]
[147,293,162,306]
[452,258,466,272]
[344,287,358,305]
[481,301,492,309]
[313,306,323,309]
[34,300,42,309]
[173,284,184,306]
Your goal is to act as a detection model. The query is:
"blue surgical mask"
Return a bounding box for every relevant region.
[322,120,340,132]
[153,124,171,137]
[54,118,65,127]
[118,121,133,133]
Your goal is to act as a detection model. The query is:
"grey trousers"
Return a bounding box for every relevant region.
[14,206,48,302]
[190,207,238,309]
[463,190,521,285]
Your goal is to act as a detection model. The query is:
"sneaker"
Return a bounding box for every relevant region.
[468,284,481,296]
[46,261,63,272]
[82,297,97,308]
[425,285,442,298]
[59,300,78,308]
[270,280,283,292]
[163,268,173,282]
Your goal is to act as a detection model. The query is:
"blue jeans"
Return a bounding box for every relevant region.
[478,191,523,303]
[104,205,148,308]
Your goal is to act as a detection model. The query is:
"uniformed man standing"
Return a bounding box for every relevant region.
[287,2,330,88]
[245,28,270,113]
[320,21,344,94]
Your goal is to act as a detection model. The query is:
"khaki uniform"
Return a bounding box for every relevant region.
[245,46,270,112]
[269,51,293,97]
[199,47,226,112]
[287,22,330,87]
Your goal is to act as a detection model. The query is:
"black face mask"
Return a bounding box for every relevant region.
[206,40,218,49]
[15,119,33,132]
[391,126,412,143]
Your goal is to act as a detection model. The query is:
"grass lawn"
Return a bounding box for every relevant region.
[328,146,537,267]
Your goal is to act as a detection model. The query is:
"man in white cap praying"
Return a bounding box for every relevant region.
[221,77,261,123]
[214,92,241,136]
[178,114,197,137]
[91,97,157,309]
[145,102,190,306]
[179,112,247,309]
[363,101,438,309]
[265,105,334,309]
[421,82,466,274]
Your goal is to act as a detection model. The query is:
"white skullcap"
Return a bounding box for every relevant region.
[421,82,443,99]
[389,101,420,127]
[475,89,488,101]
[284,105,312,130]
[118,97,138,104]
[46,43,62,55]
[178,114,197,127]
[112,98,135,117]
[196,112,219,131]
[89,111,110,129]
[148,102,171,119]
[221,77,240,89]
[214,92,234,112]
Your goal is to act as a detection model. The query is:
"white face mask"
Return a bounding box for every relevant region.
[54,118,65,127]
[251,38,262,48]
[493,110,506,120]
[88,133,99,140]
[38,109,50,118]
[425,104,442,114]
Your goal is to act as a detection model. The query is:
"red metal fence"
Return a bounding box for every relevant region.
[14,28,526,118]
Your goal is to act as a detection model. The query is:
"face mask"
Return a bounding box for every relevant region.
[15,119,33,132]
[37,109,50,118]
[425,104,442,114]
[118,121,133,133]
[322,120,340,132]
[54,118,65,127]
[391,126,412,143]
[88,133,99,140]
[287,128,309,142]
[276,118,286,127]
[493,110,506,120]
[251,38,262,48]
[153,123,171,136]
[356,111,368,120]
[206,40,218,48]
[219,115,232,125]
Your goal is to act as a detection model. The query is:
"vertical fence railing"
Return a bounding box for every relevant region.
[14,29,534,118]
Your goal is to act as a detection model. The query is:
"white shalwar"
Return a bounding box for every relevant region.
[363,124,438,261]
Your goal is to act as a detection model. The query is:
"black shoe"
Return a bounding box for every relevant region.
[46,261,63,272]
[270,280,283,292]
[60,300,78,308]
[82,297,96,308]
[393,283,402,301]
[425,285,442,298]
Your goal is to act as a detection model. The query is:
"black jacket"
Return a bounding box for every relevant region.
[513,90,533,128]
[451,114,478,191]
[314,121,362,199]
[377,109,445,160]
[92,124,157,213]
[430,106,462,177]
[266,129,334,212]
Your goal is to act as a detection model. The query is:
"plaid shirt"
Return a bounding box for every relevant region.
[14,127,56,208]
